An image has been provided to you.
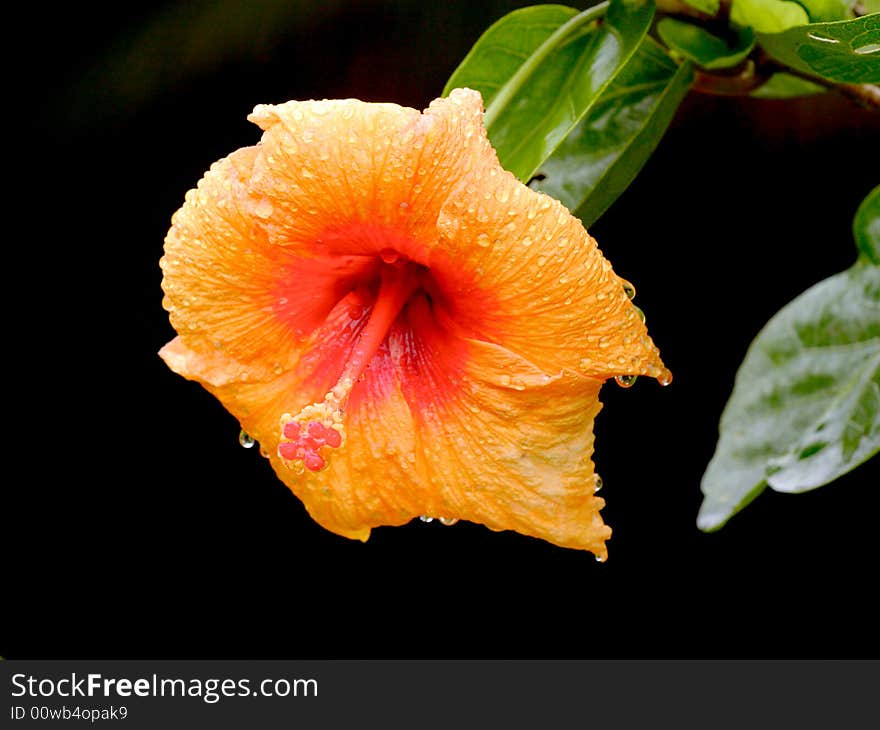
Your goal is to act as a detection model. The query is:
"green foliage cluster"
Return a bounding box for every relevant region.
[444,0,879,529]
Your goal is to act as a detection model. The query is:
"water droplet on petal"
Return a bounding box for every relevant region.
[615,374,638,388]
[658,371,673,387]
[419,516,434,523]
[595,554,606,563]
[594,476,603,493]
[239,430,255,448]
[621,279,636,299]
[439,517,459,526]
[379,248,400,264]
[254,198,274,219]
[633,305,646,323]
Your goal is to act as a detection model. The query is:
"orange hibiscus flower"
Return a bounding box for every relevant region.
[160,88,670,559]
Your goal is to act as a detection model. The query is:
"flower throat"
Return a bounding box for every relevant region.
[278,254,422,473]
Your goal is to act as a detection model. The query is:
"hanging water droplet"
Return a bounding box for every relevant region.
[419,516,434,523]
[594,476,603,493]
[615,374,638,388]
[621,279,636,299]
[658,371,673,387]
[238,430,255,448]
[439,517,459,526]
[595,554,606,563]
[633,306,646,323]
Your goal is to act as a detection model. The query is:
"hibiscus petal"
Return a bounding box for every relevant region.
[435,150,669,383]
[246,88,496,263]
[161,147,374,381]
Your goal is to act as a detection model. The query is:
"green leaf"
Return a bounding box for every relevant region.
[682,0,720,12]
[532,39,693,227]
[757,14,880,84]
[750,71,826,96]
[854,184,880,264]
[698,189,880,531]
[657,17,755,69]
[795,0,854,22]
[731,0,810,32]
[444,0,655,182]
[444,4,581,105]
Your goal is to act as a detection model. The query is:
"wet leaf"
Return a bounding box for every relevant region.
[731,0,809,32]
[657,17,755,69]
[533,38,693,227]
[757,14,880,84]
[444,0,654,182]
[698,186,880,530]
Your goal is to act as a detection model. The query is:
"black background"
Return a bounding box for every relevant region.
[8,0,879,658]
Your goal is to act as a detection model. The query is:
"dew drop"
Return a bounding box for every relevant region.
[379,248,400,264]
[854,42,880,55]
[239,430,255,448]
[419,516,434,523]
[658,371,673,387]
[254,198,274,219]
[634,306,646,323]
[499,374,512,386]
[621,280,636,299]
[595,555,606,563]
[615,374,638,388]
[439,517,459,526]
[594,476,603,493]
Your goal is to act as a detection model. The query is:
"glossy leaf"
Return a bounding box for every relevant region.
[657,17,755,68]
[533,39,693,227]
[795,0,854,22]
[751,71,826,97]
[444,4,580,106]
[757,14,880,84]
[444,1,655,182]
[731,0,809,32]
[698,188,880,531]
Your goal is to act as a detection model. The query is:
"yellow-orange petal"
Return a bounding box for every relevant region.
[161,146,368,382]
[435,161,669,383]
[245,88,496,262]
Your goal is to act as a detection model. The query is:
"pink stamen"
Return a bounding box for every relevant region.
[324,427,342,448]
[303,451,325,471]
[278,442,300,460]
[283,421,301,439]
